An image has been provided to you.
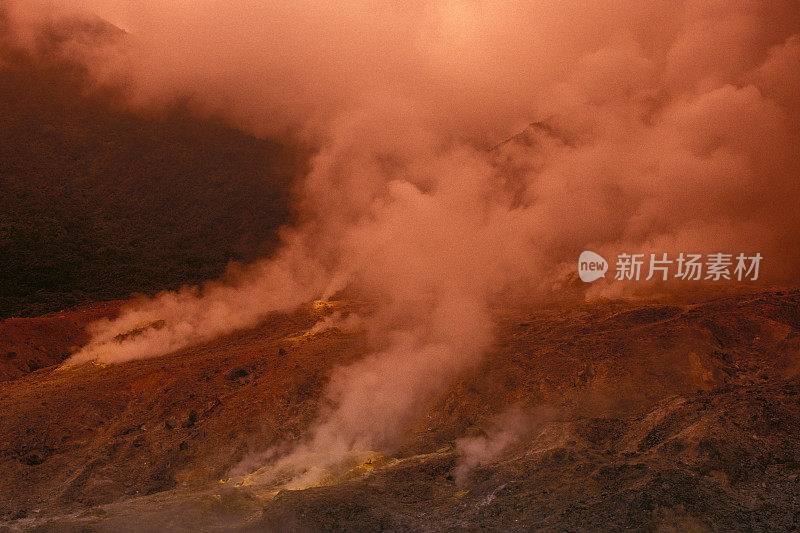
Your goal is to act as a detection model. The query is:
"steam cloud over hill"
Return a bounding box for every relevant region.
[5,0,799,485]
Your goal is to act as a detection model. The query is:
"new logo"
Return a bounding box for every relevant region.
[578,250,608,282]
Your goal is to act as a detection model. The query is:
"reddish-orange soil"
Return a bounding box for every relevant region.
[0,301,120,382]
[1,290,799,531]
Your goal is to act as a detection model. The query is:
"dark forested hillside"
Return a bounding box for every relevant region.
[0,16,297,317]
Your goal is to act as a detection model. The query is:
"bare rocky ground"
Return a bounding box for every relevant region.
[1,288,799,531]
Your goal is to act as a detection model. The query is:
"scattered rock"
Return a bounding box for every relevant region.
[226,367,249,381]
[113,320,166,343]
[203,398,222,416]
[20,453,44,466]
[182,410,198,428]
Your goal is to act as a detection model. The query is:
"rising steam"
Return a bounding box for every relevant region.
[6,0,799,483]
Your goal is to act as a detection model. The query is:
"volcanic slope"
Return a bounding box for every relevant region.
[1,289,799,531]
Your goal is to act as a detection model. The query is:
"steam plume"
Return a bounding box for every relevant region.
[6,0,799,482]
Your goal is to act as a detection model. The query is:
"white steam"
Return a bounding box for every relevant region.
[6,0,799,483]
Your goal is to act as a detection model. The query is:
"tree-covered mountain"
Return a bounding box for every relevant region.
[0,14,298,317]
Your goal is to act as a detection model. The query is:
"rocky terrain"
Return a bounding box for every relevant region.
[0,288,798,531]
